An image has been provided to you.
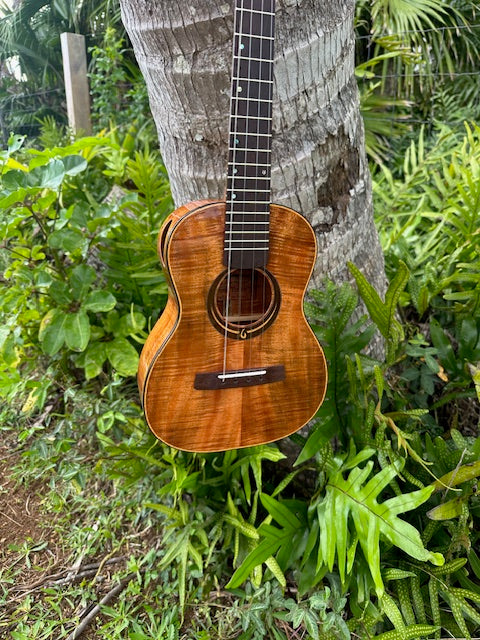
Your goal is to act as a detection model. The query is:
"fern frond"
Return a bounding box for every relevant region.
[410,574,427,624]
[396,579,416,626]
[318,459,443,596]
[348,261,409,362]
[371,625,440,640]
[428,579,441,639]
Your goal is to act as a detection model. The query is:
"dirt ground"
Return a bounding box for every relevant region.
[0,437,132,639]
[0,440,62,578]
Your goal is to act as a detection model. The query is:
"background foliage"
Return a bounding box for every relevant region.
[0,0,479,638]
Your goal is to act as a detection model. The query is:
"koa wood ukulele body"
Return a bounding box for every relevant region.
[138,0,327,452]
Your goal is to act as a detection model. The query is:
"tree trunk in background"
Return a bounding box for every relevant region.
[119,0,385,292]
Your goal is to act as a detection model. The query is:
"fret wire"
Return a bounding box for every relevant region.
[228,178,270,182]
[231,96,272,103]
[230,132,271,138]
[227,202,271,206]
[229,162,271,167]
[226,221,270,224]
[228,147,271,152]
[230,115,272,121]
[233,55,273,62]
[226,231,270,234]
[227,188,270,193]
[232,77,273,84]
[234,32,274,40]
[236,7,274,15]
[230,162,272,168]
[227,174,270,178]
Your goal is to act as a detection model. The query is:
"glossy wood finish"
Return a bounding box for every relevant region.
[138,200,327,452]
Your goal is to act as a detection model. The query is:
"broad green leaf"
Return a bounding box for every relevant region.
[64,311,91,352]
[31,245,46,260]
[7,133,25,155]
[106,338,139,377]
[1,170,29,191]
[83,290,117,313]
[83,342,107,379]
[433,459,480,490]
[116,311,147,337]
[460,317,478,352]
[70,265,96,300]
[38,309,67,355]
[294,417,336,466]
[48,228,87,254]
[62,155,88,176]
[343,446,376,470]
[260,493,302,530]
[427,498,466,521]
[36,158,65,189]
[49,280,72,305]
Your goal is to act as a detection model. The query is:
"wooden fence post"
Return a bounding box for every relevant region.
[60,33,92,135]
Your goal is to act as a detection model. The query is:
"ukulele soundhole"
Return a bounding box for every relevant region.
[208,268,280,340]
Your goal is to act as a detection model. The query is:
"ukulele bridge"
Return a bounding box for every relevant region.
[194,365,285,390]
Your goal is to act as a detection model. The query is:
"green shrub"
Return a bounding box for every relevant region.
[0,132,172,413]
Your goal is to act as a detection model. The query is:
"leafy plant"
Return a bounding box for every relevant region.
[0,132,171,412]
[89,27,154,140]
[227,453,443,599]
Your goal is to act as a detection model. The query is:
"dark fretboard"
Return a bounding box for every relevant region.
[224,0,275,269]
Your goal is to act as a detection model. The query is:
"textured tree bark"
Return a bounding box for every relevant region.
[119,0,385,294]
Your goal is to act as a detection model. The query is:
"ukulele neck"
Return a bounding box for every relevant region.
[224,0,276,270]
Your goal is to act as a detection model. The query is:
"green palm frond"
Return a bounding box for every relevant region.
[371,0,449,34]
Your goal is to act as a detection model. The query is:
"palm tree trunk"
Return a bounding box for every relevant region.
[119,0,385,293]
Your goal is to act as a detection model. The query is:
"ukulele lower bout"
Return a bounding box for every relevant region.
[138,200,327,453]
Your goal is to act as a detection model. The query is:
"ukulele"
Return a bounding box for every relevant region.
[138,0,327,452]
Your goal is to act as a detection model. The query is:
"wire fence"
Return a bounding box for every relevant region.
[355,21,480,40]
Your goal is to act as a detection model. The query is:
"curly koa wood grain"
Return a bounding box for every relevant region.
[138,201,327,452]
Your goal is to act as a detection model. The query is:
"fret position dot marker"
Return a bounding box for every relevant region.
[240,43,245,49]
[237,86,242,92]
[233,168,238,174]
[232,194,236,199]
